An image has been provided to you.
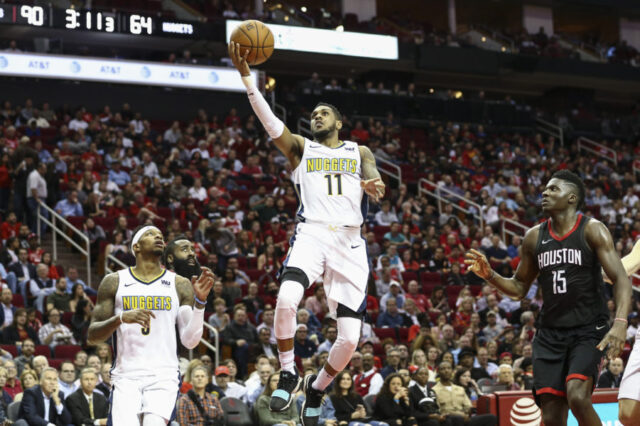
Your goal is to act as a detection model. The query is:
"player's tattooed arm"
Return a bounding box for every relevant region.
[465,226,540,300]
[176,275,196,307]
[87,273,119,345]
[359,145,385,203]
[88,273,156,345]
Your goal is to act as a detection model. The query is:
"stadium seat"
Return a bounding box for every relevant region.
[363,394,376,414]
[61,312,73,327]
[49,358,66,369]
[34,345,52,358]
[12,294,23,308]
[6,401,19,421]
[373,327,397,341]
[0,345,18,357]
[54,344,82,360]
[219,397,253,426]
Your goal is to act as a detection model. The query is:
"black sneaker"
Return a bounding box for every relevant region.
[269,369,301,412]
[301,374,324,426]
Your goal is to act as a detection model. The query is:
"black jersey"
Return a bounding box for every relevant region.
[534,214,608,329]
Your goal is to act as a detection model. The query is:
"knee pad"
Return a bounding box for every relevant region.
[327,317,362,371]
[274,280,305,340]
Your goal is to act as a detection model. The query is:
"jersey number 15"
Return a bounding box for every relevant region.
[552,270,567,294]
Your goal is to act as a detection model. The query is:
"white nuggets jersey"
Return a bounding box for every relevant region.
[292,138,366,227]
[111,268,180,379]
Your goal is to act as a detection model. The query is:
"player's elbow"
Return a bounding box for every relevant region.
[180,330,203,349]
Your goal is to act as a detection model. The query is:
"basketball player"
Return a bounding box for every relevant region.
[602,238,640,424]
[229,42,385,426]
[163,235,203,280]
[87,225,215,425]
[465,170,631,426]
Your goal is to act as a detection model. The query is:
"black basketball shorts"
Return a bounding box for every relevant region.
[532,321,608,403]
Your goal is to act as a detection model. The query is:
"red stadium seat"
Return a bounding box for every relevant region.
[61,312,73,327]
[54,345,82,360]
[49,358,66,369]
[373,327,397,342]
[12,294,24,308]
[398,327,409,341]
[0,345,18,357]
[420,271,442,285]
[34,345,51,357]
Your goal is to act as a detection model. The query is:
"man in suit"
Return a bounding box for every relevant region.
[95,363,111,399]
[65,368,109,426]
[409,366,446,426]
[0,287,16,329]
[9,248,36,293]
[16,367,72,426]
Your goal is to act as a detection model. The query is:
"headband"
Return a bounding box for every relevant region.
[131,225,161,254]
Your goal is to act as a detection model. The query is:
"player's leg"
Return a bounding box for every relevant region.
[619,399,640,425]
[301,302,363,426]
[564,323,609,425]
[271,225,324,411]
[539,394,569,426]
[532,328,570,426]
[618,340,640,425]
[140,376,179,425]
[108,377,144,425]
[565,378,600,426]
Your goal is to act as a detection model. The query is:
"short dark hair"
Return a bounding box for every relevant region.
[551,170,586,210]
[313,102,342,121]
[163,234,189,267]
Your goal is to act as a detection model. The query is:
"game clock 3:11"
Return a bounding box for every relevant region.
[63,9,153,35]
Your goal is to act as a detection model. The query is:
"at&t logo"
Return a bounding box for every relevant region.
[510,397,542,426]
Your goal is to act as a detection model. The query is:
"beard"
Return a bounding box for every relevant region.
[311,122,336,142]
[173,256,202,279]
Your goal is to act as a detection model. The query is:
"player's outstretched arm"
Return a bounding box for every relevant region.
[619,238,640,277]
[175,267,215,349]
[465,226,540,300]
[359,145,385,203]
[87,273,155,345]
[228,42,304,167]
[587,220,632,359]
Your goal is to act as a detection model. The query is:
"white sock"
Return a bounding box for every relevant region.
[279,349,296,374]
[312,367,334,391]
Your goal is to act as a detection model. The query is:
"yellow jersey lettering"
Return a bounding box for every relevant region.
[306,158,315,172]
[123,297,131,311]
[331,158,338,171]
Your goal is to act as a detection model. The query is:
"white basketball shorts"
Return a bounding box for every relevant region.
[108,374,180,424]
[619,336,640,401]
[283,221,369,314]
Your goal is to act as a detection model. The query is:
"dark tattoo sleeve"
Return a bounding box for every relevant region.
[87,273,119,345]
[359,145,382,181]
[176,276,195,306]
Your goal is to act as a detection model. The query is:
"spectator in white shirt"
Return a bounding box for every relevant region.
[38,308,76,348]
[163,121,182,144]
[375,200,399,226]
[623,187,639,209]
[68,112,88,131]
[141,152,159,179]
[188,178,208,202]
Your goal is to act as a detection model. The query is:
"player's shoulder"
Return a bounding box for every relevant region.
[96,272,120,298]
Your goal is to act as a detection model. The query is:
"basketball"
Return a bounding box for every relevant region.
[229,20,274,66]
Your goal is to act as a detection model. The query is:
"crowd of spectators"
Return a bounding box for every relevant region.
[0,84,636,423]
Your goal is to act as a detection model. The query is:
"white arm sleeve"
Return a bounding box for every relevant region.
[242,76,284,139]
[177,305,205,349]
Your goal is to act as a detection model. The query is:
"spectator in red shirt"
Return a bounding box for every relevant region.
[0,212,21,241]
[223,107,241,128]
[264,217,287,249]
[240,155,264,180]
[350,120,370,143]
[0,153,11,212]
[405,280,429,312]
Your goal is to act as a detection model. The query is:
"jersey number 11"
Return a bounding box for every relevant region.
[324,174,343,196]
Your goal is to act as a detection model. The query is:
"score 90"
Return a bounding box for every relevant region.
[20,5,45,26]
[130,14,152,35]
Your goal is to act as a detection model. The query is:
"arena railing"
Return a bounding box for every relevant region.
[418,178,484,230]
[535,117,564,147]
[198,322,219,369]
[105,253,129,275]
[297,117,314,139]
[577,137,617,165]
[36,201,92,287]
[500,218,529,242]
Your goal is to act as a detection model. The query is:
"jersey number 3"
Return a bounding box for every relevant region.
[324,174,342,196]
[552,270,567,294]
[141,325,150,335]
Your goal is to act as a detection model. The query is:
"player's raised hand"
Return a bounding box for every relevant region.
[192,266,215,302]
[597,322,626,359]
[361,178,385,202]
[121,310,156,328]
[464,249,493,281]
[228,41,251,77]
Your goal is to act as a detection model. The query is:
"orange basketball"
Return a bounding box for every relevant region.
[230,20,274,66]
